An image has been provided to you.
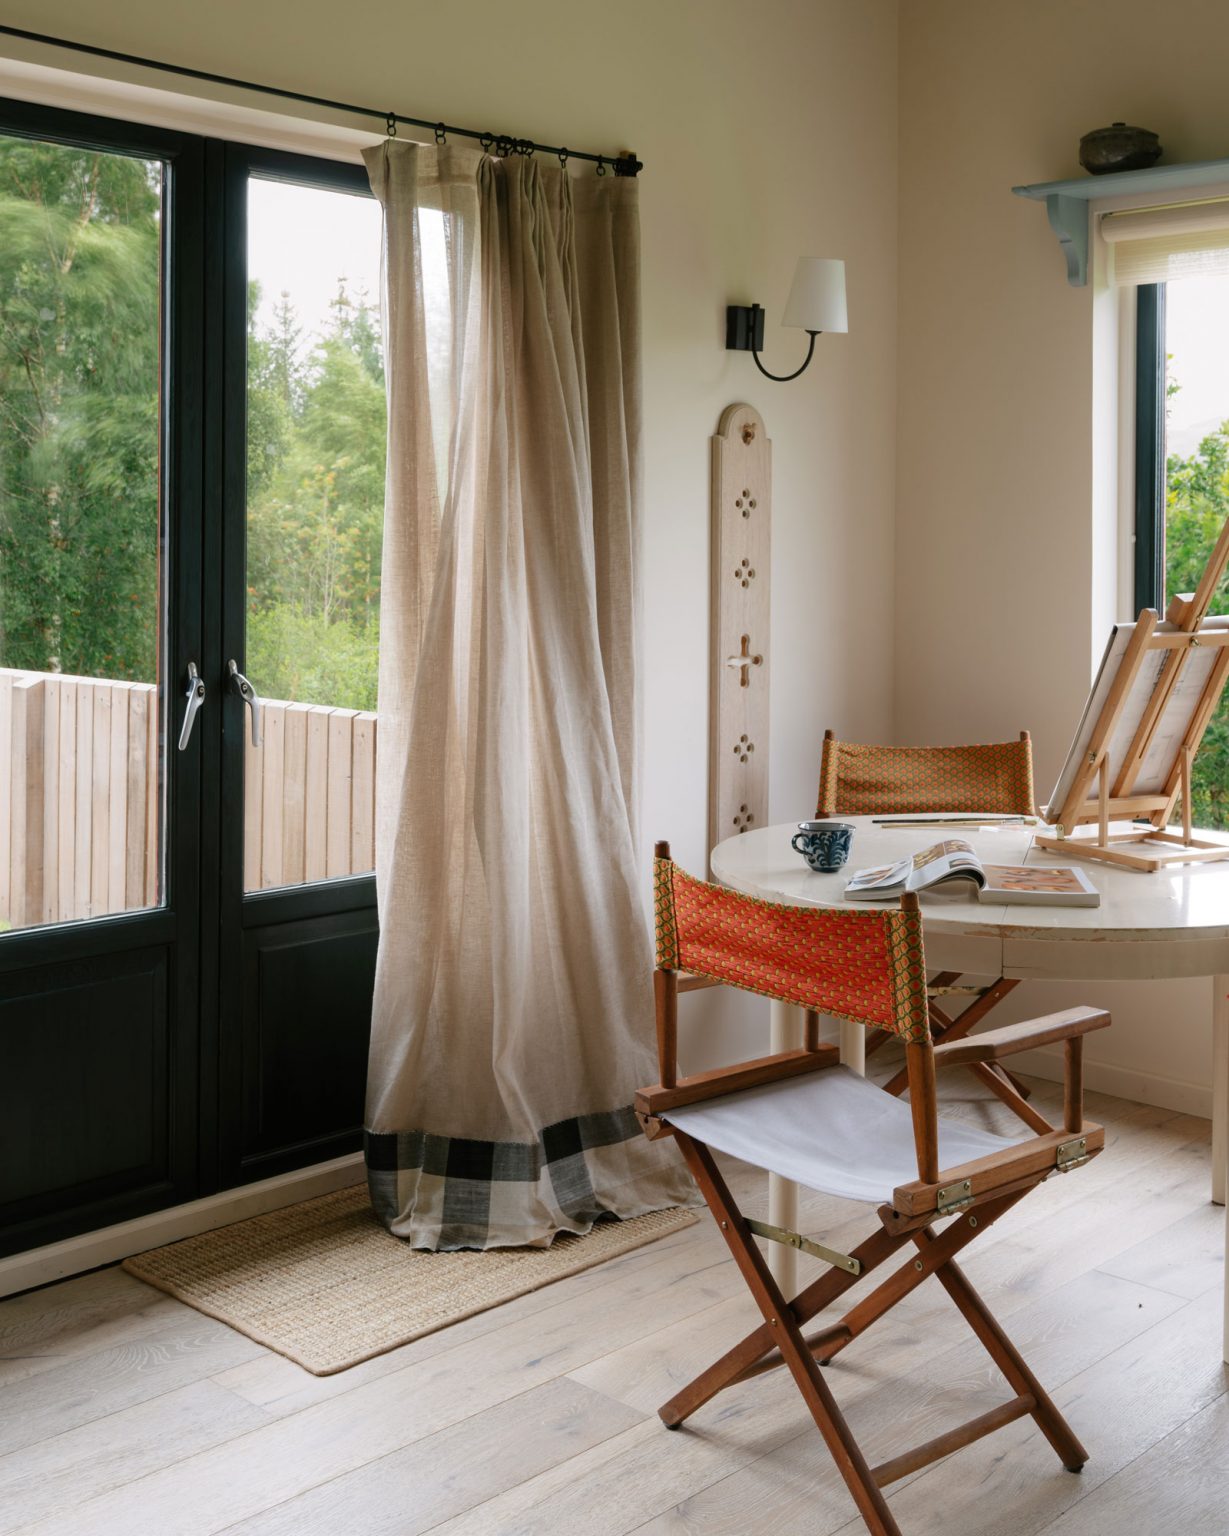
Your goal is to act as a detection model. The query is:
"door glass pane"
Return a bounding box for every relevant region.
[243,175,384,891]
[0,134,165,932]
[1163,276,1229,829]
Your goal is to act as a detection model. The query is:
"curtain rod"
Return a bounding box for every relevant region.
[0,23,643,177]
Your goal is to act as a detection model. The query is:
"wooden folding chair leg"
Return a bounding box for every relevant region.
[658,1223,905,1428]
[676,1133,904,1536]
[916,1230,1088,1472]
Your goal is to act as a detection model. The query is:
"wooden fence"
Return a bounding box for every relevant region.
[0,669,378,931]
[244,701,378,892]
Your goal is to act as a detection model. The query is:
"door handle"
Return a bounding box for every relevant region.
[227,660,262,748]
[178,662,206,751]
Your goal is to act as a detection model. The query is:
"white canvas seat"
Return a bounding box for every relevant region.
[667,1066,1027,1205]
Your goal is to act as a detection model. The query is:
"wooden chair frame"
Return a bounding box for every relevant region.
[817,727,1041,1131]
[638,843,1110,1536]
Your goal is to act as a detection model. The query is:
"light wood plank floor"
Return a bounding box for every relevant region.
[1,1074,1225,1535]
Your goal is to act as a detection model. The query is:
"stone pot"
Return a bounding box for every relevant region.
[1079,122,1163,175]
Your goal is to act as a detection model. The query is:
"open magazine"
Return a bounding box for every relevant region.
[844,839,1100,907]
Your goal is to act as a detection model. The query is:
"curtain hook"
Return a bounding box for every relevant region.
[434,122,446,144]
[596,155,607,177]
[521,139,535,158]
[558,147,569,168]
[480,132,495,153]
[386,112,397,139]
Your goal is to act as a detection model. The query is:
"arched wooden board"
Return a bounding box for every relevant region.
[709,403,771,873]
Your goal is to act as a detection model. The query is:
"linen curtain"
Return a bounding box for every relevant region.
[362,140,694,1248]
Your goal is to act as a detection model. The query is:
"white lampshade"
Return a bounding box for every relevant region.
[780,257,848,333]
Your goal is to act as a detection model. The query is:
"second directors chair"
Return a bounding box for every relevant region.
[817,728,1042,1131]
[638,844,1110,1536]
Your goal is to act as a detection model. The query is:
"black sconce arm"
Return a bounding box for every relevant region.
[726,302,820,382]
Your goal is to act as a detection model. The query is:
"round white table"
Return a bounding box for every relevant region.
[711,817,1229,1360]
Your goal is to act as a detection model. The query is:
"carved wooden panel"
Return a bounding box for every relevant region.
[709,403,771,872]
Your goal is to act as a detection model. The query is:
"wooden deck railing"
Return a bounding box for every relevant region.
[0,668,377,930]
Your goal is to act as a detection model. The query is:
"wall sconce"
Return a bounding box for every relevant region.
[725,257,848,382]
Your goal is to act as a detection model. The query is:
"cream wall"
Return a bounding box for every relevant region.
[3,0,1224,1113]
[896,0,1229,1114]
[0,0,900,1070]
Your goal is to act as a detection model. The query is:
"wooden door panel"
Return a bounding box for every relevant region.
[230,906,375,1183]
[0,944,189,1255]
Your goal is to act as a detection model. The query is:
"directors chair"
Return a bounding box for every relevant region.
[817,728,1041,1130]
[638,843,1109,1536]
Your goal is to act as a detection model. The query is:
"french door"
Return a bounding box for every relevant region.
[0,104,379,1257]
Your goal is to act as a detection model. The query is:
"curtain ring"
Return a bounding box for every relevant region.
[596,156,607,177]
[521,139,535,158]
[480,132,495,152]
[386,113,397,139]
[434,122,446,144]
[558,147,569,167]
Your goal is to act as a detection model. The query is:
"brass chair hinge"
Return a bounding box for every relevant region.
[936,1178,974,1216]
[1056,1135,1089,1173]
[746,1218,861,1275]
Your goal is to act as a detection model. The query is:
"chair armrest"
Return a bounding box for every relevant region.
[636,1044,840,1116]
[932,1006,1110,1068]
[891,1121,1105,1218]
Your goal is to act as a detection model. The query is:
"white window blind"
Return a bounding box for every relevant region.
[1101,198,1229,285]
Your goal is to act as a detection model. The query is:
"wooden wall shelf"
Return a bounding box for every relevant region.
[1013,156,1229,287]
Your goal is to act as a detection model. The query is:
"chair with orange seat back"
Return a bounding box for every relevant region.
[815,728,1042,1130]
[638,843,1109,1536]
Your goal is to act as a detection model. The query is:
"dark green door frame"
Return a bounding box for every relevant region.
[0,96,208,1255]
[0,102,378,1256]
[1134,283,1166,616]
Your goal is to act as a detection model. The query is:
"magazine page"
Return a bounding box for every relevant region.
[845,840,986,900]
[843,855,914,899]
[906,839,986,892]
[978,864,1100,907]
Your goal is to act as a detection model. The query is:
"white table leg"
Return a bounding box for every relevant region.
[1214,975,1228,1208]
[767,1000,804,1297]
[1224,1194,1229,1366]
[1213,977,1229,1365]
[840,1019,867,1077]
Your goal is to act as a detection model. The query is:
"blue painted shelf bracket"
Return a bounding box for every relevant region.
[1015,156,1229,289]
[1045,193,1088,287]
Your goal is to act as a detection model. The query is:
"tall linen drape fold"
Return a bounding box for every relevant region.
[362,141,692,1248]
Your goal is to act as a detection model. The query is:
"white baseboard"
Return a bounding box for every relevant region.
[1009,1047,1213,1121]
[0,1153,366,1300]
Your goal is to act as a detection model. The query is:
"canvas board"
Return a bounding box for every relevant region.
[1044,613,1229,821]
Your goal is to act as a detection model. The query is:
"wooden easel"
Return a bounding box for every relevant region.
[1035,516,1229,873]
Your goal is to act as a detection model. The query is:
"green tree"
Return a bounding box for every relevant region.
[244,282,385,710]
[1165,409,1229,828]
[0,136,161,679]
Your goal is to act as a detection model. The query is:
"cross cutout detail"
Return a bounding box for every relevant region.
[725,634,764,688]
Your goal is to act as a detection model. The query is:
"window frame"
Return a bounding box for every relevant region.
[1133,281,1167,616]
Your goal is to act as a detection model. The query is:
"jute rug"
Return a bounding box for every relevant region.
[122,1187,697,1376]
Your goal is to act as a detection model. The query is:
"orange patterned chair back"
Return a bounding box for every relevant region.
[817,733,1036,818]
[653,856,930,1043]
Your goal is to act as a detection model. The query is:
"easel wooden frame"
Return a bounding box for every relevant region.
[1036,517,1229,873]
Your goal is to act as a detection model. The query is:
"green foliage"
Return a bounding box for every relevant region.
[0,137,161,679]
[245,280,385,709]
[246,604,378,713]
[0,134,386,717]
[1165,408,1229,829]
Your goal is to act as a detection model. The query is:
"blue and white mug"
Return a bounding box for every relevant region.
[791,820,855,873]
